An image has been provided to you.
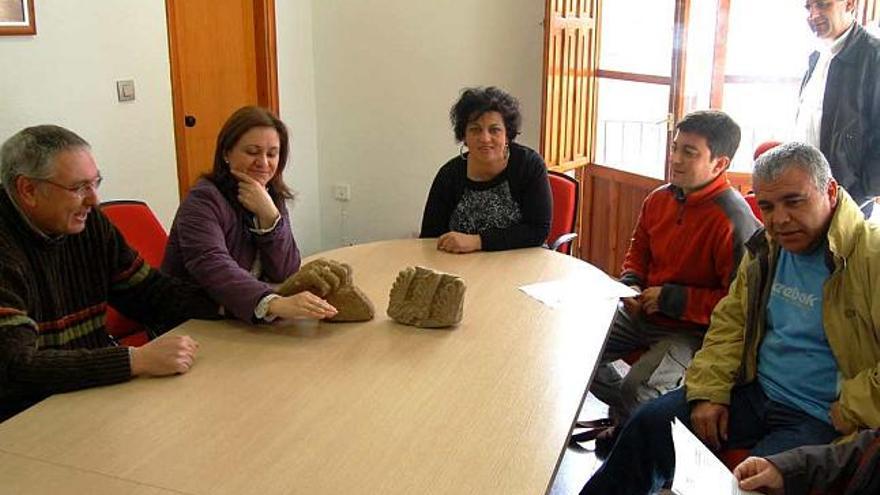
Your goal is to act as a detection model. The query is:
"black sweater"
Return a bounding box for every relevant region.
[0,190,218,420]
[419,143,552,251]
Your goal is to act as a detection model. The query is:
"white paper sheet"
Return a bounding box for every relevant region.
[670,418,760,495]
[518,264,637,308]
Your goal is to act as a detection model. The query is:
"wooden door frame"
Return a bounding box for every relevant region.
[540,0,597,173]
[165,0,280,200]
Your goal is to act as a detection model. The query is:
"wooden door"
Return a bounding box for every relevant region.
[166,0,279,198]
[542,0,597,173]
[541,0,599,259]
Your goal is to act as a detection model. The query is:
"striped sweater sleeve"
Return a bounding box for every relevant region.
[0,296,130,405]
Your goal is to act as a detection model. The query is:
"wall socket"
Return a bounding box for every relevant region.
[333,183,351,202]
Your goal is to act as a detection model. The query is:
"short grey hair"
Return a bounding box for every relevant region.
[1,125,90,197]
[753,142,831,191]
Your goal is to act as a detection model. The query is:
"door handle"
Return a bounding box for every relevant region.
[184,115,196,127]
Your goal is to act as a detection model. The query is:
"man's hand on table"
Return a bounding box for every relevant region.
[130,335,200,376]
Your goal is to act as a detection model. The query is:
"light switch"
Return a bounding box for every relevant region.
[116,80,135,102]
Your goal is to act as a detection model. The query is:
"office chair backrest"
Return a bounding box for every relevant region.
[101,200,168,268]
[100,200,169,346]
[744,141,782,223]
[546,171,580,254]
[743,193,762,222]
[753,140,782,160]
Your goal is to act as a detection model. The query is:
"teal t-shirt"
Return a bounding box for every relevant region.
[757,243,839,424]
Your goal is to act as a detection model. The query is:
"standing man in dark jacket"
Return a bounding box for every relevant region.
[796,0,880,215]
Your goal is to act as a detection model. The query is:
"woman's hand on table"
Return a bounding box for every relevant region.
[437,232,481,254]
[269,291,338,320]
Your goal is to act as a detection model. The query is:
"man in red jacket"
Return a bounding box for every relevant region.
[586,110,761,446]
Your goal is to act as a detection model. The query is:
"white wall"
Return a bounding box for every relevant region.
[0,0,181,227]
[276,0,323,256]
[0,0,544,254]
[311,0,545,248]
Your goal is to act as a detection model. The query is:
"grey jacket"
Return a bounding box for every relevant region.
[768,429,880,495]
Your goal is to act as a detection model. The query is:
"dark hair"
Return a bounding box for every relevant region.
[1,125,90,197]
[676,110,741,161]
[206,106,293,204]
[449,86,521,143]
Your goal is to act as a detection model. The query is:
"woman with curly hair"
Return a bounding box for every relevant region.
[420,86,552,253]
[163,106,336,323]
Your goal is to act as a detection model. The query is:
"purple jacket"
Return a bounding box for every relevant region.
[162,178,301,322]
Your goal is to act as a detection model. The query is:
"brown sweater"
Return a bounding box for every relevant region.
[0,190,218,420]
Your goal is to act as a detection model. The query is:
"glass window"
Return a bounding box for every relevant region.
[595,79,670,180]
[681,0,719,113]
[595,0,675,179]
[598,0,675,77]
[678,0,815,172]
[590,0,819,179]
[724,82,801,172]
[726,0,814,78]
[723,0,814,171]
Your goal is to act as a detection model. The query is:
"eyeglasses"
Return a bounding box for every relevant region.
[31,176,103,197]
[804,1,841,12]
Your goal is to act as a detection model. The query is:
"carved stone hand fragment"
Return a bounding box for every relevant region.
[387,266,465,328]
[277,258,374,322]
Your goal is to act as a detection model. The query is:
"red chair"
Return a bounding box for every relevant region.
[753,140,782,160]
[546,171,579,254]
[100,200,169,347]
[743,193,762,222]
[720,448,750,471]
[742,141,781,223]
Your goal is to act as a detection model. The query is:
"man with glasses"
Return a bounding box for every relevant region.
[796,0,880,216]
[0,125,220,421]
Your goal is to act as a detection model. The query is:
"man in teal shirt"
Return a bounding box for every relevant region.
[582,142,880,494]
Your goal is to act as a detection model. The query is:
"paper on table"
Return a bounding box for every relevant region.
[518,264,638,309]
[671,418,760,495]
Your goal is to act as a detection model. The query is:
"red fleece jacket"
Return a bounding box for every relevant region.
[619,173,761,330]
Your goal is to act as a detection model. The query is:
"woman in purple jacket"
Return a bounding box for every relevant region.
[163,106,336,323]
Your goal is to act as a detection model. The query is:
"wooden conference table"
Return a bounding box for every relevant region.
[0,239,618,495]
